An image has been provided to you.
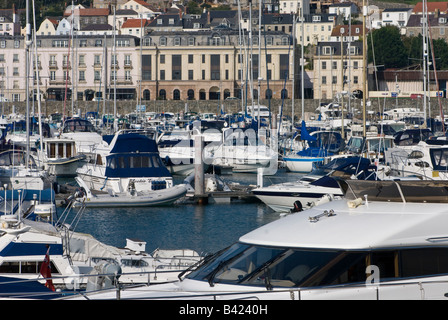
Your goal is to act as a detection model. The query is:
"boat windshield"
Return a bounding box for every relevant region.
[187,243,370,288]
[343,180,448,203]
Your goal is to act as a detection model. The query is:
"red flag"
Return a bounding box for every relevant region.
[40,246,55,291]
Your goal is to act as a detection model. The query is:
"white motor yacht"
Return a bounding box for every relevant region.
[64,179,448,300]
[253,157,377,212]
[75,130,187,207]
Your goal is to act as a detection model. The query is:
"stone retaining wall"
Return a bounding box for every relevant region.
[2,97,442,120]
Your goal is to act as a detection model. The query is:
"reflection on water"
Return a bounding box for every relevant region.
[60,169,300,255]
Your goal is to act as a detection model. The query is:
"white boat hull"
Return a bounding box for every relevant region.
[75,184,187,207]
[253,183,342,212]
[46,156,86,177]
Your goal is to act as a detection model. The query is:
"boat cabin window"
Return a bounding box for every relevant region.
[63,120,96,133]
[187,243,448,288]
[430,148,448,170]
[120,259,149,268]
[0,151,37,168]
[107,154,162,169]
[0,261,60,274]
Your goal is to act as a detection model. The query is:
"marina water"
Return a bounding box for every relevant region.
[60,169,302,255]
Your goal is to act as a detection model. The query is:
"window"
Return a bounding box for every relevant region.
[116,39,130,47]
[323,46,334,55]
[172,55,182,80]
[111,54,118,66]
[354,76,358,84]
[332,76,337,84]
[174,37,181,46]
[160,70,165,80]
[210,55,220,80]
[160,55,165,64]
[332,61,337,69]
[188,37,195,46]
[188,70,193,80]
[322,76,327,84]
[173,89,180,100]
[160,37,167,46]
[322,61,327,70]
[94,55,101,66]
[94,70,101,81]
[188,55,193,63]
[79,70,85,81]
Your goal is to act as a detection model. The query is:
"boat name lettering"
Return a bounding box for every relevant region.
[132,179,150,183]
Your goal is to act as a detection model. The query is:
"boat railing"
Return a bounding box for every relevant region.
[2,270,448,300]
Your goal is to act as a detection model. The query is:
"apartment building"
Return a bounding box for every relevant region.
[0,28,293,102]
[0,36,26,102]
[297,13,337,46]
[139,30,294,101]
[313,41,364,100]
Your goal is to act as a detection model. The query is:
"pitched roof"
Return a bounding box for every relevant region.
[81,23,113,31]
[121,18,151,28]
[132,0,158,10]
[413,1,448,13]
[64,8,110,17]
[331,24,366,36]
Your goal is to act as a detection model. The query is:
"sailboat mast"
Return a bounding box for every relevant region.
[422,0,428,127]
[362,0,367,138]
[25,0,32,169]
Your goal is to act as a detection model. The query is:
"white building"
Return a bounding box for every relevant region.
[329,2,359,20]
[55,18,73,35]
[37,18,59,36]
[119,0,160,19]
[381,8,412,29]
[278,0,310,15]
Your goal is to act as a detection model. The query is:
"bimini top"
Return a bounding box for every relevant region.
[104,133,171,178]
[108,133,160,154]
[239,180,448,250]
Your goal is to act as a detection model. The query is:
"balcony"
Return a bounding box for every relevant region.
[49,76,71,85]
[110,76,133,85]
[49,61,58,69]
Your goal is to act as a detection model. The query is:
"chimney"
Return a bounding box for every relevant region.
[207,11,210,24]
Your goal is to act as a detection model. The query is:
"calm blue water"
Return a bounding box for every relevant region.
[60,169,303,255]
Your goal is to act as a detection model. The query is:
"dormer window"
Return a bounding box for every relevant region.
[323,46,335,55]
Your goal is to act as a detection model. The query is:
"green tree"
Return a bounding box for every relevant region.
[403,34,448,70]
[367,26,408,68]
